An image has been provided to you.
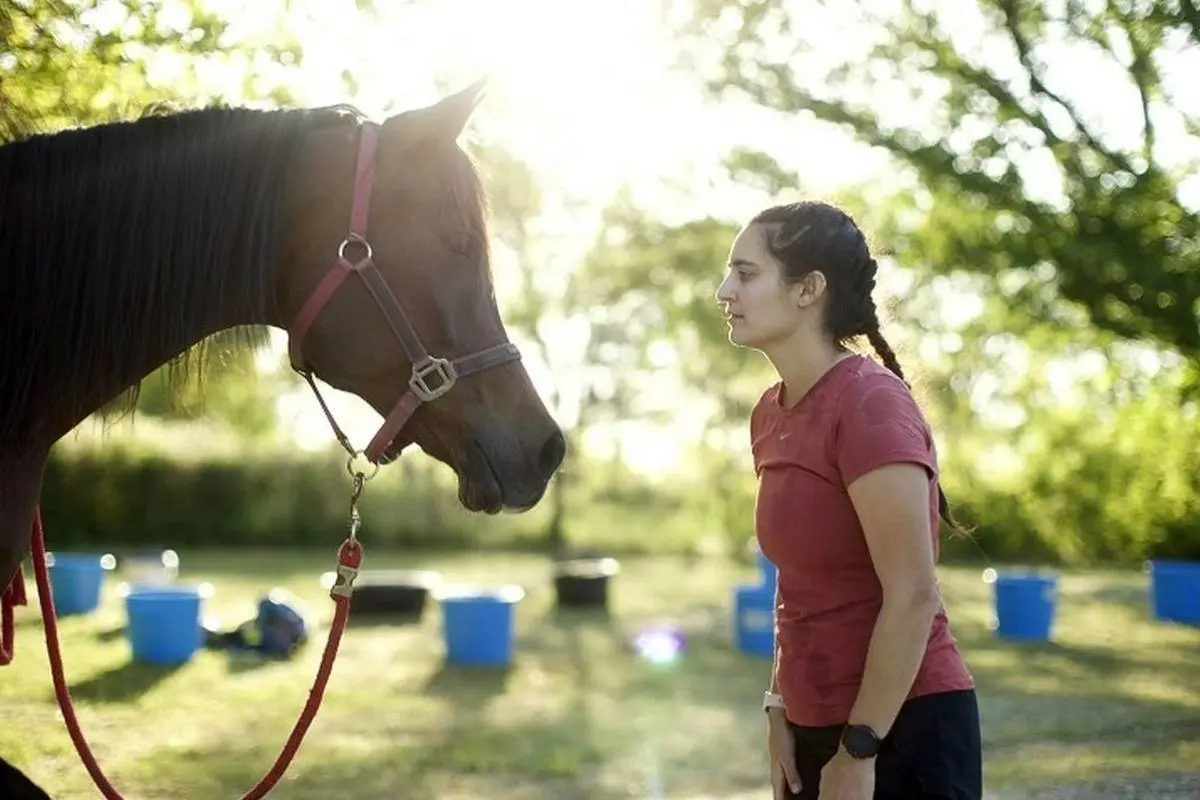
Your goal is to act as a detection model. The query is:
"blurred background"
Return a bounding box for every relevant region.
[1,1,1197,798]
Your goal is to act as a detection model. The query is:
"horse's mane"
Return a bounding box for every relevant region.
[0,102,364,446]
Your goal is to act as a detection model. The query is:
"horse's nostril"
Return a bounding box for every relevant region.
[538,430,567,477]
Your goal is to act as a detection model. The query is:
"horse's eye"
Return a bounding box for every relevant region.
[446,230,477,258]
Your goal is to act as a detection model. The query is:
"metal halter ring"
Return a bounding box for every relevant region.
[337,234,373,263]
[346,451,380,482]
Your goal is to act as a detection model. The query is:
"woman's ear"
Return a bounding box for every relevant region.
[791,270,827,309]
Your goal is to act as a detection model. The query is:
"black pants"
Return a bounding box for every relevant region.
[785,689,982,800]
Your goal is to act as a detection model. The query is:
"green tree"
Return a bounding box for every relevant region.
[685,0,1200,366]
[1,0,302,138]
[2,0,312,434]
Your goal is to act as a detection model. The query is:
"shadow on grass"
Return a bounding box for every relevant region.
[983,729,1200,795]
[949,611,1200,779]
[117,632,625,799]
[964,635,1198,684]
[118,737,612,800]
[1074,581,1153,607]
[529,602,770,798]
[14,613,44,630]
[92,624,126,644]
[220,652,289,675]
[420,659,515,701]
[59,660,183,703]
[269,604,686,799]
[412,637,610,780]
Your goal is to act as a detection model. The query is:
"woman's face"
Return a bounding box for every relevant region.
[716,223,806,350]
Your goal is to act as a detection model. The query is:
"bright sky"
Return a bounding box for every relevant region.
[138,0,1197,473]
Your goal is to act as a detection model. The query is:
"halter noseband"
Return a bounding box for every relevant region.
[286,121,521,466]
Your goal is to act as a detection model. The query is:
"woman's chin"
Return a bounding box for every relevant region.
[728,324,756,348]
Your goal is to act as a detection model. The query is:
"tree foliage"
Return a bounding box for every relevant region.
[685,0,1200,364]
[2,0,308,431]
[1,0,301,138]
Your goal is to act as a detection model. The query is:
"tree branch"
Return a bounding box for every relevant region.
[903,22,1068,152]
[998,0,1138,175]
[744,64,1047,219]
[1180,0,1200,47]
[1101,2,1158,162]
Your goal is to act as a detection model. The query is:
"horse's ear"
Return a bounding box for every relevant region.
[444,79,488,127]
[385,79,487,147]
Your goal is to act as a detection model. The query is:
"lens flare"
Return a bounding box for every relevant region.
[632,624,685,666]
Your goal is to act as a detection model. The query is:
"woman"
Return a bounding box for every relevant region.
[716,201,982,800]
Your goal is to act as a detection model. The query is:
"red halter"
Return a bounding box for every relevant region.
[287,121,521,466]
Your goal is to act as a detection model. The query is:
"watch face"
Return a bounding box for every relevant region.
[842,725,881,758]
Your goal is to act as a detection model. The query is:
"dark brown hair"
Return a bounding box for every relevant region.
[751,200,970,535]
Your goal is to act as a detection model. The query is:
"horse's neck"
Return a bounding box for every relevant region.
[56,291,251,435]
[2,111,290,450]
[0,447,48,593]
[33,251,260,448]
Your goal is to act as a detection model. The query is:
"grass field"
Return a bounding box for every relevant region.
[1,549,1198,799]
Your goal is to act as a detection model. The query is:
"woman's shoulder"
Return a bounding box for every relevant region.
[757,381,784,409]
[830,356,933,445]
[832,355,919,409]
[750,382,783,426]
[749,383,776,438]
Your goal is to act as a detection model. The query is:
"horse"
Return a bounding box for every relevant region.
[0,83,566,794]
[0,79,567,589]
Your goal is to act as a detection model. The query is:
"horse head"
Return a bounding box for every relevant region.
[277,84,564,513]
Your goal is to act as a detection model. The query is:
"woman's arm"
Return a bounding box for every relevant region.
[843,461,942,739]
[771,578,782,692]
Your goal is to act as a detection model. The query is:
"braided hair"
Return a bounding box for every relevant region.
[750,201,970,536]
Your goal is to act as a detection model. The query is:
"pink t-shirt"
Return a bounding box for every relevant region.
[751,354,974,727]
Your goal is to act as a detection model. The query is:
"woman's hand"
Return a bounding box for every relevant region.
[767,707,801,797]
[817,750,874,799]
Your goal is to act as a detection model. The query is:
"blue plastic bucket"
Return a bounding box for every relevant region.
[47,552,113,616]
[439,586,524,668]
[993,571,1058,641]
[1149,560,1200,625]
[733,583,775,658]
[756,549,778,595]
[125,586,204,665]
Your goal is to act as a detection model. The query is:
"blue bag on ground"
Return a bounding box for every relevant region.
[203,590,309,658]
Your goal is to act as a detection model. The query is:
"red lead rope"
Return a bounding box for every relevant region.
[0,558,25,666]
[2,507,363,799]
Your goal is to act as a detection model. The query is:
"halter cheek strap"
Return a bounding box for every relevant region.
[286,121,520,465]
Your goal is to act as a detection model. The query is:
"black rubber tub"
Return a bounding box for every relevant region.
[552,557,620,611]
[348,569,443,620]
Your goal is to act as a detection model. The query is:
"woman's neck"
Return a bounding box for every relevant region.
[764,332,852,409]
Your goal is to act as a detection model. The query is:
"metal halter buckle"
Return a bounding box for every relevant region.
[409,357,457,402]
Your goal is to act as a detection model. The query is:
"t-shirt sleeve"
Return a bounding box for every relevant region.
[833,372,937,487]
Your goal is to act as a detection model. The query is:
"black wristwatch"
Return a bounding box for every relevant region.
[840,724,882,759]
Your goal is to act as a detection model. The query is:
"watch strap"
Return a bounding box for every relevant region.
[839,724,882,758]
